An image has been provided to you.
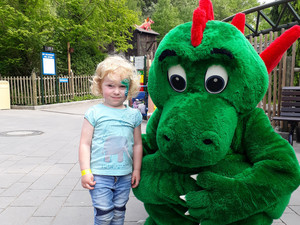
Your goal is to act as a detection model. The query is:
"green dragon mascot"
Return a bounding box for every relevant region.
[133,0,300,224]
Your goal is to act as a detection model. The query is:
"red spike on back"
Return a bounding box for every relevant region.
[260,25,300,74]
[231,13,245,34]
[191,0,214,47]
[200,0,214,20]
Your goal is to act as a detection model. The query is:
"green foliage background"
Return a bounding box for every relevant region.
[0,0,139,76]
[0,0,299,77]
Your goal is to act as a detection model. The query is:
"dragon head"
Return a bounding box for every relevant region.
[148,0,300,168]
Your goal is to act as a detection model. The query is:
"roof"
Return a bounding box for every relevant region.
[135,26,160,35]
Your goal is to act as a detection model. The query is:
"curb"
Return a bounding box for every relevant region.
[10,99,103,110]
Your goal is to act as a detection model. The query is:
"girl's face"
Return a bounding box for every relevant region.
[101,75,127,109]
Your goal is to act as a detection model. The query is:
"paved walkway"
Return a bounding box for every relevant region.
[0,100,299,225]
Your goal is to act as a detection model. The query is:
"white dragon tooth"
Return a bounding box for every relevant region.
[185,210,190,216]
[190,174,198,180]
[179,195,186,201]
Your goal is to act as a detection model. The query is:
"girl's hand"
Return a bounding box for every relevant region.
[81,173,96,190]
[132,169,141,188]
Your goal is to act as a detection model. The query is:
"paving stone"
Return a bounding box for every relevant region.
[19,171,43,184]
[11,190,51,206]
[52,206,93,225]
[31,160,56,174]
[125,196,148,222]
[73,178,84,191]
[34,196,66,217]
[0,173,24,188]
[289,205,300,215]
[64,190,91,207]
[0,154,13,163]
[45,163,74,175]
[58,176,79,187]
[283,206,294,214]
[29,174,65,190]
[1,102,299,225]
[1,182,31,197]
[68,163,80,177]
[0,196,15,208]
[280,212,300,225]
[56,151,78,164]
[25,217,53,225]
[50,185,74,197]
[273,219,285,224]
[0,207,37,225]
[289,188,300,205]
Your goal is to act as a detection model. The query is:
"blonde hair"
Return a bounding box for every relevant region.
[91,55,140,100]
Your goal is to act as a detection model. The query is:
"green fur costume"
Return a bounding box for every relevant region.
[133,1,300,224]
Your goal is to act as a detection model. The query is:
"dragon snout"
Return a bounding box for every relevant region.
[157,97,237,167]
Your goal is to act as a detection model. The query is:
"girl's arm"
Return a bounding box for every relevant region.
[79,118,96,190]
[132,124,143,188]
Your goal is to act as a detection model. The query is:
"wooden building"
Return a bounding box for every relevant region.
[126,26,159,60]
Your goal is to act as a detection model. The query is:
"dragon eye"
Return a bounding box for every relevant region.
[168,64,187,92]
[205,65,228,94]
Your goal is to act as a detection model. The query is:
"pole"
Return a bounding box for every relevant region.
[31,70,38,106]
[67,42,71,76]
[40,52,45,105]
[144,55,147,92]
[56,62,59,103]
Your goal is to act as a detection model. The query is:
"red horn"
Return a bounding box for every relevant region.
[191,0,214,47]
[260,25,300,74]
[231,13,245,34]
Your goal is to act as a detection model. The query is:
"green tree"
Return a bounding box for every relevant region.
[125,0,143,22]
[151,0,184,42]
[269,0,299,25]
[50,0,139,75]
[146,0,260,43]
[142,0,158,18]
[173,0,198,23]
[212,0,260,20]
[0,0,139,76]
[0,0,56,76]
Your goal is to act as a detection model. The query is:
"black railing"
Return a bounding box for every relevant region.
[223,0,300,37]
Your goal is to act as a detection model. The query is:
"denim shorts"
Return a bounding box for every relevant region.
[89,174,131,225]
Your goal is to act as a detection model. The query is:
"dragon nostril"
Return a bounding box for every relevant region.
[163,135,171,142]
[203,139,213,145]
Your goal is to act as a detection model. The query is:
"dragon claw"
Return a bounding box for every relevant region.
[185,210,190,216]
[190,174,198,180]
[180,195,186,201]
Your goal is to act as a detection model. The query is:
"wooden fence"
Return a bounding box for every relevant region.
[248,28,299,127]
[1,72,92,105]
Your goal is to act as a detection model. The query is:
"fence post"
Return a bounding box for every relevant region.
[286,56,292,86]
[31,70,38,106]
[70,70,75,98]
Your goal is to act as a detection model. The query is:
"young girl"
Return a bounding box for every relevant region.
[79,55,143,225]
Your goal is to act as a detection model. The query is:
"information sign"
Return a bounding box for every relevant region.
[42,52,56,75]
[59,78,69,83]
[135,56,145,70]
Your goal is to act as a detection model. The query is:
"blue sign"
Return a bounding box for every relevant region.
[42,52,56,75]
[59,78,69,83]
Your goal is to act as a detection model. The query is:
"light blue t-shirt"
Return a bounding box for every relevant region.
[84,103,142,176]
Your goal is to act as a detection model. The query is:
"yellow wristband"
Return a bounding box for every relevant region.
[81,169,92,176]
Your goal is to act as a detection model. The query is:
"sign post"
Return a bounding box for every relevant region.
[134,56,147,90]
[40,51,58,104]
